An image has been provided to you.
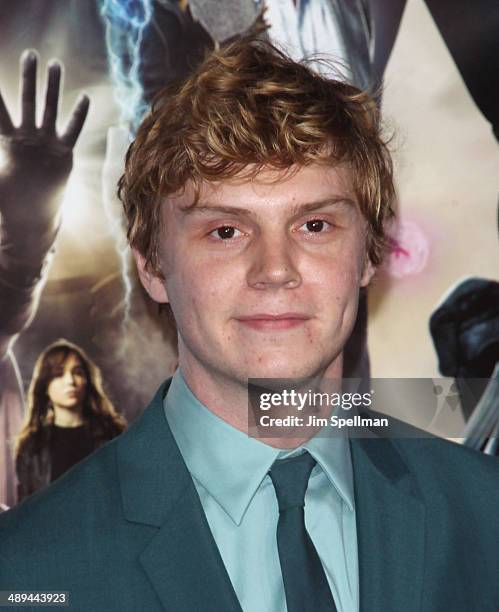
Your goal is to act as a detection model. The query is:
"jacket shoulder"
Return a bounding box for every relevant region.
[0,435,119,559]
[392,433,499,515]
[0,386,172,583]
[356,411,499,513]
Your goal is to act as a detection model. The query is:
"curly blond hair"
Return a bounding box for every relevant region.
[119,36,395,276]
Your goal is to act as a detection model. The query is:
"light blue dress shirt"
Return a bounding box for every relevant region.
[164,369,359,612]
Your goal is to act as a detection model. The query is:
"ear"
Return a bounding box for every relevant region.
[360,258,376,288]
[132,249,169,304]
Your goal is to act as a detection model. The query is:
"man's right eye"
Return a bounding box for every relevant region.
[209,226,242,240]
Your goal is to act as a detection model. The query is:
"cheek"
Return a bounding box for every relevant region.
[169,256,239,319]
[46,381,59,400]
[306,250,362,300]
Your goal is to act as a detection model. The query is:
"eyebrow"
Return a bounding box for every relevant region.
[179,197,355,218]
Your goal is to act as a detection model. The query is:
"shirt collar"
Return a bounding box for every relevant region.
[164,369,354,525]
[300,428,355,512]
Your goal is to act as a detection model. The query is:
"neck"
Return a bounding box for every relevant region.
[53,405,84,428]
[179,356,343,449]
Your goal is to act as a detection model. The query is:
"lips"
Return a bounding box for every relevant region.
[237,313,310,331]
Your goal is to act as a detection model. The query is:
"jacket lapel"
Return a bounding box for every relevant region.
[351,436,426,612]
[139,483,243,612]
[116,381,242,612]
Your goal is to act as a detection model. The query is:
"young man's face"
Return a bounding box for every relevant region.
[136,163,374,387]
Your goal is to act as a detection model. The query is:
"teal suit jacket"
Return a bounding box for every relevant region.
[1,380,498,611]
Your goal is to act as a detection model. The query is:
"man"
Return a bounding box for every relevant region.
[0,37,498,612]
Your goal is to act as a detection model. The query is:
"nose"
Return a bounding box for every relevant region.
[63,370,77,386]
[247,232,301,290]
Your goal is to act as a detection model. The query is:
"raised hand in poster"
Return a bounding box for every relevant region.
[0,50,90,262]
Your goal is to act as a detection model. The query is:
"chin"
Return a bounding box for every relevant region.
[244,356,318,381]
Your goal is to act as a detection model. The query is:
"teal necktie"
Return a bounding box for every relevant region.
[269,452,338,612]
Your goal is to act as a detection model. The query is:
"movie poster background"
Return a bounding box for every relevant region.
[0,0,497,508]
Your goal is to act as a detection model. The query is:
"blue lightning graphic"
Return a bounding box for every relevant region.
[100,0,153,129]
[99,0,153,324]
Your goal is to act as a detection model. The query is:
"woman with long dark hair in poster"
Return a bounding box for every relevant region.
[14,339,127,502]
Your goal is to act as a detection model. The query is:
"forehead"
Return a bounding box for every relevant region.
[165,163,356,216]
[64,353,83,366]
[51,352,83,370]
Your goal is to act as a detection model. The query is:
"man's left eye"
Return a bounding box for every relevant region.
[299,219,332,233]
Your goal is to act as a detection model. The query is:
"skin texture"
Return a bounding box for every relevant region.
[135,164,374,444]
[47,353,87,427]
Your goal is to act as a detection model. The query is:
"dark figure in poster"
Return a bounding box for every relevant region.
[15,339,126,502]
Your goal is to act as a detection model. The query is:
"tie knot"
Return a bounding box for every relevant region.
[269,451,317,512]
